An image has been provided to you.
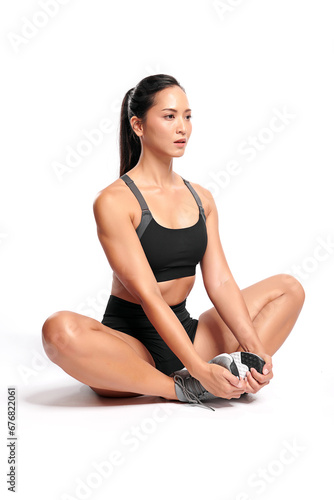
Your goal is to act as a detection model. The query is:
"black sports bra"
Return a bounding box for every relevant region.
[121,173,208,282]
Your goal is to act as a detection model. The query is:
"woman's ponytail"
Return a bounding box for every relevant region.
[119,88,141,177]
[118,75,185,177]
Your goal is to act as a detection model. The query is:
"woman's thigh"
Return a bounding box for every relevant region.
[43,310,156,364]
[42,310,156,397]
[193,273,304,361]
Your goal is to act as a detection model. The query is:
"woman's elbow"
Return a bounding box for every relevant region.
[137,287,163,308]
[123,277,162,307]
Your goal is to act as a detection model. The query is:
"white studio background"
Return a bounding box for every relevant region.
[1,1,333,500]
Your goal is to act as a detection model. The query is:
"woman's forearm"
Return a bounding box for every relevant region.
[139,292,207,377]
[207,278,264,353]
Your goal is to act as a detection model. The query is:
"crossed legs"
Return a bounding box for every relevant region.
[41,274,305,400]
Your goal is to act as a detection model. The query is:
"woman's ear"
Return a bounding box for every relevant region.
[130,116,143,137]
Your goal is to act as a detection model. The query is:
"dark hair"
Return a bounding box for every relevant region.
[119,74,185,176]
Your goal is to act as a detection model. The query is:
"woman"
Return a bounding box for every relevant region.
[41,74,305,409]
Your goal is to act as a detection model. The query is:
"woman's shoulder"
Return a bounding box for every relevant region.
[92,176,136,219]
[179,174,215,216]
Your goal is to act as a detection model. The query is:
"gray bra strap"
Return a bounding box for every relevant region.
[121,174,150,212]
[182,178,206,222]
[121,174,152,239]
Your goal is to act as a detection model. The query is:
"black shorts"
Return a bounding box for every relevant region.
[101,295,198,376]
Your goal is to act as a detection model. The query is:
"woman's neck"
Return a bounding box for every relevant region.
[131,149,176,187]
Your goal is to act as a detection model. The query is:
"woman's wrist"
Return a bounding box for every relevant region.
[237,328,265,355]
[186,356,209,379]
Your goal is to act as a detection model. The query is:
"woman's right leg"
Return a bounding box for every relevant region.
[41,311,178,400]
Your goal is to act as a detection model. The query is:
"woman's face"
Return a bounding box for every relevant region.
[132,85,192,158]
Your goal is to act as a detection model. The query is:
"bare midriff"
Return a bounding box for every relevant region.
[110,273,196,307]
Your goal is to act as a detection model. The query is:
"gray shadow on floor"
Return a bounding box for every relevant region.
[25,384,167,407]
[25,383,257,410]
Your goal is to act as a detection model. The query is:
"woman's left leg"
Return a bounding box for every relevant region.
[193,273,305,361]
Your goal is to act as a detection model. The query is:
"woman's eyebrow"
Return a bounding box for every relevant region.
[161,108,192,112]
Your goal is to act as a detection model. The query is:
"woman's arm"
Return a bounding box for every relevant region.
[199,188,265,354]
[93,185,208,377]
[199,188,273,392]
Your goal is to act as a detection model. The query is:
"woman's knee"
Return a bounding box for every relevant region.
[278,273,305,306]
[41,311,82,360]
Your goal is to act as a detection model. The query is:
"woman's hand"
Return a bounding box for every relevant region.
[244,352,274,394]
[195,362,247,400]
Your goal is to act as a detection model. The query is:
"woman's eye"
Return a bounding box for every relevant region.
[164,114,192,120]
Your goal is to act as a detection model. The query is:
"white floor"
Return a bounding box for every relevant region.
[2,290,333,500]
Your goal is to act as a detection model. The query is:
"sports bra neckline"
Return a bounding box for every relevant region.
[149,212,201,232]
[122,173,203,232]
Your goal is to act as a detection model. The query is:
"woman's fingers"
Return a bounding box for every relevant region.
[259,353,273,376]
[224,369,245,388]
[200,364,246,399]
[251,366,273,384]
[245,369,270,394]
[220,371,247,398]
[244,373,256,393]
[223,370,248,396]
